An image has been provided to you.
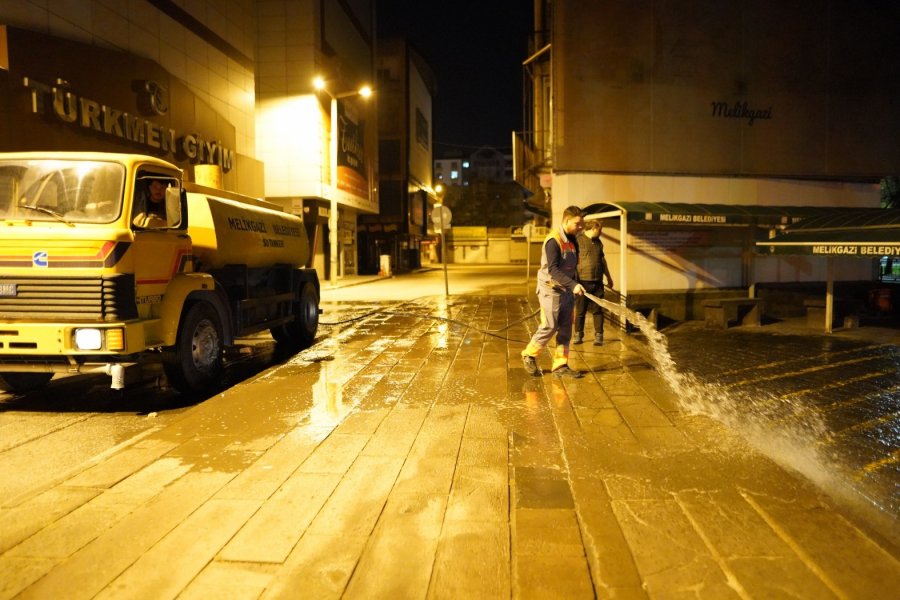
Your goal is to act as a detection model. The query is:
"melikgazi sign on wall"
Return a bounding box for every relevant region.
[811,244,900,256]
[22,76,235,171]
[710,100,773,126]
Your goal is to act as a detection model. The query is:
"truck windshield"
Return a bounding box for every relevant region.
[0,159,126,224]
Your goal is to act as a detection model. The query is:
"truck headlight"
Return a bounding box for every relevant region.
[74,328,103,351]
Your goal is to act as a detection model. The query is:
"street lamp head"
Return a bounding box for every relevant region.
[313,75,373,100]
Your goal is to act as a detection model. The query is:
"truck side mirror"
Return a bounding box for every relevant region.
[165,186,186,229]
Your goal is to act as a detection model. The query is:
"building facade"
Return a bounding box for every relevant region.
[435,146,513,187]
[0,3,260,192]
[0,0,378,283]
[516,0,900,302]
[358,38,436,274]
[255,0,377,281]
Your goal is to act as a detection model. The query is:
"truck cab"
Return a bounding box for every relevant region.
[0,152,319,394]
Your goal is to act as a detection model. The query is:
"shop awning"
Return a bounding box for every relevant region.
[756,208,900,256]
[583,201,851,226]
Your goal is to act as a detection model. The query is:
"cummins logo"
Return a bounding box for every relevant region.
[32,251,48,268]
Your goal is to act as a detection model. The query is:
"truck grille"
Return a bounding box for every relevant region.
[0,275,137,321]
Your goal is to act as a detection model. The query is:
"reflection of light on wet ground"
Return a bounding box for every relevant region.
[434,322,450,349]
[309,362,351,432]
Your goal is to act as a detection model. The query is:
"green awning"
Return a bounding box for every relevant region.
[757,208,900,256]
[583,201,852,226]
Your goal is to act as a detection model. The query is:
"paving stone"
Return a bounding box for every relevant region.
[296,433,369,474]
[219,471,341,563]
[0,555,57,599]
[612,498,740,598]
[95,498,259,599]
[515,507,584,556]
[18,471,233,600]
[264,533,369,599]
[214,428,320,501]
[429,510,511,598]
[463,405,507,439]
[0,486,100,554]
[344,493,446,598]
[305,455,404,538]
[7,457,192,560]
[742,491,900,598]
[178,562,277,600]
[360,407,428,457]
[568,477,645,592]
[515,466,575,510]
[514,554,594,599]
[676,489,836,598]
[446,463,508,523]
[64,442,178,489]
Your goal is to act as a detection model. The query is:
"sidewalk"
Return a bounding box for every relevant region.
[2,290,899,598]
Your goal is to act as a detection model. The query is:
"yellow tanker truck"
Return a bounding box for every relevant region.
[0,152,320,393]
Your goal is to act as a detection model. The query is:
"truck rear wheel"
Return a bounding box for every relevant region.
[164,301,224,393]
[0,373,53,393]
[271,281,319,349]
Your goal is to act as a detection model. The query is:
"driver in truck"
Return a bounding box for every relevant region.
[133,177,169,227]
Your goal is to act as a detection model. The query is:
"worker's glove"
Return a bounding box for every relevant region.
[573,283,586,296]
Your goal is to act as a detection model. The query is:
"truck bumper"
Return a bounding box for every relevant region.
[0,321,152,372]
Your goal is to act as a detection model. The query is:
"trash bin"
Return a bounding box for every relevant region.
[379,254,392,277]
[869,288,892,313]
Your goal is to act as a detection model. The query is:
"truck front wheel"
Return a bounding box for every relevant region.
[271,281,319,349]
[164,301,224,393]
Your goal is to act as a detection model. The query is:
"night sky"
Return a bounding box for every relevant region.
[376,1,533,156]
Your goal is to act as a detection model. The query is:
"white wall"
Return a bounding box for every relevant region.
[553,172,881,291]
[255,95,325,198]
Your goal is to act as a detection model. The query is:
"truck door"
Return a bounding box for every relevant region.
[131,171,191,317]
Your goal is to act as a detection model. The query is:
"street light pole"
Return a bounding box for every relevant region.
[313,77,372,287]
[433,184,450,296]
[328,95,339,286]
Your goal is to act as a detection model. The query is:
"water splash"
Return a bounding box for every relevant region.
[584,292,833,488]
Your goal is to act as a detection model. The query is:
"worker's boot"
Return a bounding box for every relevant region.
[522,355,542,376]
[573,332,583,345]
[593,334,603,346]
[552,364,584,379]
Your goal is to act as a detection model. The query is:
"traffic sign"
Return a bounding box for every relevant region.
[431,205,452,229]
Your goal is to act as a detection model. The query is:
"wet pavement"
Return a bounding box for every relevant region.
[2,266,900,598]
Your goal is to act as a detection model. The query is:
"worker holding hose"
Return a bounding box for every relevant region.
[521,206,586,378]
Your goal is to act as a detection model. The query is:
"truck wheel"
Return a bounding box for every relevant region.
[164,301,224,393]
[0,373,53,393]
[271,281,319,349]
